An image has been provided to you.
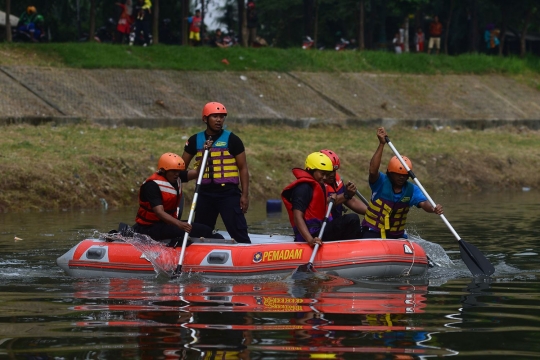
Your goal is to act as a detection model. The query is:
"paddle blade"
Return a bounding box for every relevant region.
[290,262,316,280]
[458,239,495,276]
[171,264,182,279]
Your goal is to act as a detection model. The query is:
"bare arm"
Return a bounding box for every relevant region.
[236,151,250,213]
[152,205,192,233]
[418,201,444,215]
[293,209,321,247]
[181,151,194,169]
[368,127,387,184]
[345,197,367,215]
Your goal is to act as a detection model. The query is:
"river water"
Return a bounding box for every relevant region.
[1,190,539,359]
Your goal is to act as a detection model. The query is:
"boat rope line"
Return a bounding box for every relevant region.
[401,238,416,276]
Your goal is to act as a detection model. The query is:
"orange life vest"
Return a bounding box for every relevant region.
[135,173,181,225]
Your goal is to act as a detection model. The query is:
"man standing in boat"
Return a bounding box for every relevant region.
[182,102,251,244]
[133,152,222,246]
[362,127,443,239]
[282,152,362,246]
[319,149,366,239]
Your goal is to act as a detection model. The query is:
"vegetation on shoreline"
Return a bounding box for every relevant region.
[1,123,539,213]
[2,43,540,78]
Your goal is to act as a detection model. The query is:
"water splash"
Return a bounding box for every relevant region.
[105,232,179,277]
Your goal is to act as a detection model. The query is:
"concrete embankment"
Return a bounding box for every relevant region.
[1,66,540,128]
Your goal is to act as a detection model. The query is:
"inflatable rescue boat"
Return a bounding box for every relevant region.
[57,232,429,279]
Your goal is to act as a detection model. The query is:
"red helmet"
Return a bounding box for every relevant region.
[319,149,340,170]
[202,102,227,117]
[157,153,185,171]
[387,156,412,175]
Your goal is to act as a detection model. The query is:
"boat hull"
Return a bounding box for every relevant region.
[57,236,428,279]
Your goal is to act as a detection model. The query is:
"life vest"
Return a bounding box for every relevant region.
[281,168,328,242]
[361,175,413,239]
[195,131,239,185]
[135,173,181,225]
[324,172,345,219]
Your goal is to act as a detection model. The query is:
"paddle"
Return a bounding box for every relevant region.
[355,189,369,205]
[341,178,369,205]
[172,146,210,278]
[291,198,335,279]
[384,135,495,276]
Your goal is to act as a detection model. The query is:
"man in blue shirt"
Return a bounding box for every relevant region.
[362,127,443,239]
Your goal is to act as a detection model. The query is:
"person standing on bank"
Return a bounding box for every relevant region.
[133,152,222,246]
[427,15,442,55]
[361,127,443,239]
[182,102,251,244]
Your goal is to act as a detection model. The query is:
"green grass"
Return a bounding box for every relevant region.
[1,123,540,212]
[3,42,540,75]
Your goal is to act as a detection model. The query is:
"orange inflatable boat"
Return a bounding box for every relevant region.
[57,233,429,279]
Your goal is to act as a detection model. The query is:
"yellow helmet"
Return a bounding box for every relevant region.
[27,6,37,14]
[305,152,333,171]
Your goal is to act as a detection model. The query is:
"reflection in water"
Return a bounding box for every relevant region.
[47,276,462,359]
[1,192,540,358]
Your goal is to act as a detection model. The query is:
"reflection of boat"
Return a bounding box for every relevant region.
[57,233,428,279]
[72,278,427,317]
[69,278,434,357]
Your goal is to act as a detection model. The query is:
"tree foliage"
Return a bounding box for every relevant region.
[2,0,539,55]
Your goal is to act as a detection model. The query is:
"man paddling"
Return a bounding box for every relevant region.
[133,152,222,246]
[282,152,363,246]
[362,127,443,239]
[319,149,365,239]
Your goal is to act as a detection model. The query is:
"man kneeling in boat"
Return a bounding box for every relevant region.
[281,152,363,246]
[133,152,223,247]
[319,149,366,239]
[362,127,443,239]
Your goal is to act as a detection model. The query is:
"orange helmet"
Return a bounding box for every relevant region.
[387,155,412,175]
[157,153,185,171]
[27,6,37,14]
[202,102,227,117]
[319,149,340,170]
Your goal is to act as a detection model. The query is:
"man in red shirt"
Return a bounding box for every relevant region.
[187,9,202,46]
[428,15,443,55]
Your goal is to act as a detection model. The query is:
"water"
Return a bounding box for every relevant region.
[1,191,540,359]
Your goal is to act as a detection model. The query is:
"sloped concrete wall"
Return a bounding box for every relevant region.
[1,66,540,128]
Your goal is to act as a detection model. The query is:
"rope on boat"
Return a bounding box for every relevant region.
[402,238,415,276]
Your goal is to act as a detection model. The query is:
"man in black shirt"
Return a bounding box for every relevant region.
[182,102,251,244]
[133,152,221,246]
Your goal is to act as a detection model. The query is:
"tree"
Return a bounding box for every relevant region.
[358,0,365,50]
[152,0,159,44]
[5,0,11,42]
[518,4,537,57]
[237,0,247,46]
[444,0,454,55]
[88,0,97,42]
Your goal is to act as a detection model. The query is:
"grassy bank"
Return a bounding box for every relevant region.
[1,123,539,212]
[2,43,540,78]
